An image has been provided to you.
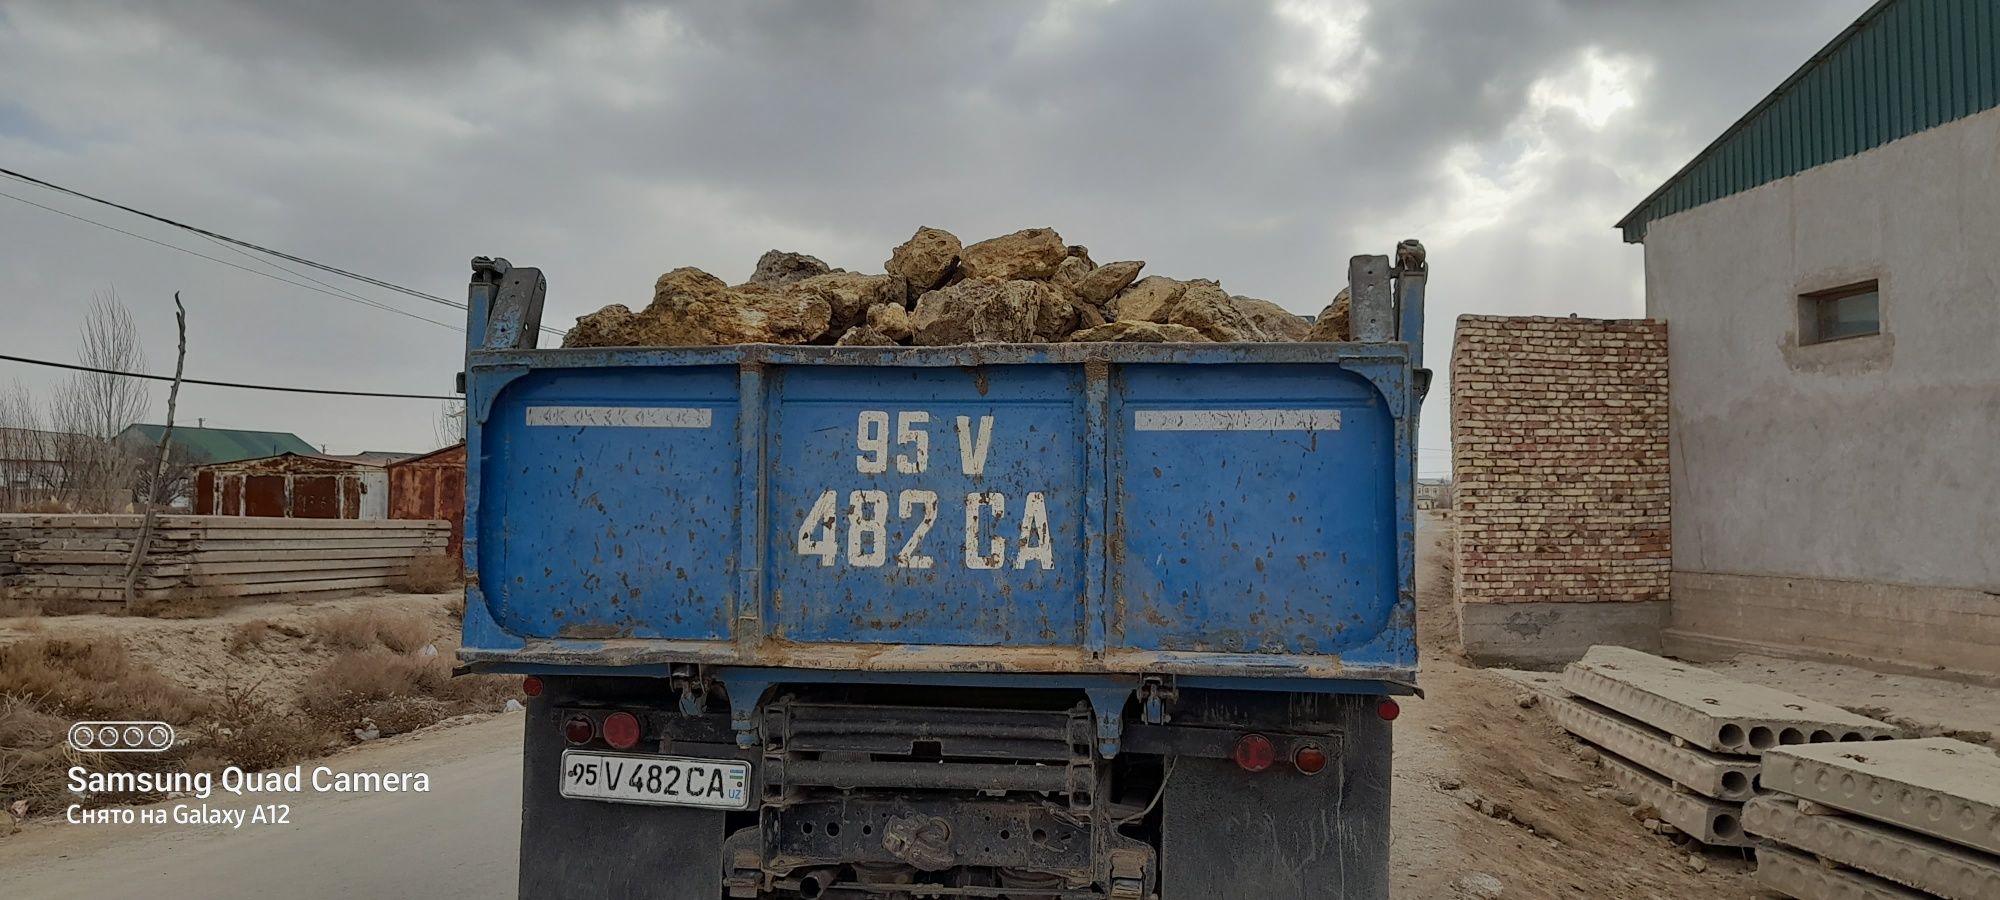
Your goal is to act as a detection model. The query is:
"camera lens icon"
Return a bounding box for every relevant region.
[67,721,175,753]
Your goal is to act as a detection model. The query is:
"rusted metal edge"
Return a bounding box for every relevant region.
[470,342,1413,372]
[460,640,1415,683]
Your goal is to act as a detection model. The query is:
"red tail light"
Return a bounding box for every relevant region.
[521,676,544,697]
[562,715,595,745]
[1293,744,1328,775]
[1233,734,1276,772]
[1376,698,1401,721]
[602,711,642,750]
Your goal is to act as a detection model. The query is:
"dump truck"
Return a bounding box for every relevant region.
[457,242,1429,899]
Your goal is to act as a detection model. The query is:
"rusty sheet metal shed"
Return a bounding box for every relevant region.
[193,453,388,520]
[388,443,466,559]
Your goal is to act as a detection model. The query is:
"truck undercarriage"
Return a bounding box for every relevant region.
[520,675,1392,899]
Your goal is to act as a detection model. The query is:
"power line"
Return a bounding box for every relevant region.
[0,352,458,401]
[0,188,461,331]
[0,166,564,337]
[0,167,459,307]
[192,230,431,322]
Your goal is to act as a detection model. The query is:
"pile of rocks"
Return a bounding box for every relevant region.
[563,226,1351,348]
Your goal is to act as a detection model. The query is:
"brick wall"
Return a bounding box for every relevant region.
[1451,316,1670,610]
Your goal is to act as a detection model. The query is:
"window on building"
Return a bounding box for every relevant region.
[1800,281,1880,344]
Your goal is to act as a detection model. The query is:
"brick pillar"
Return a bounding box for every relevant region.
[1450,315,1670,667]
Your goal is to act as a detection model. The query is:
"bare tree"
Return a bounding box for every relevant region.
[131,441,198,510]
[48,291,152,511]
[0,380,54,511]
[79,292,149,435]
[435,399,466,447]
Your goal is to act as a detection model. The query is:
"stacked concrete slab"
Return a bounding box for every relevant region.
[1556,645,1898,848]
[1750,738,2000,899]
[0,514,450,606]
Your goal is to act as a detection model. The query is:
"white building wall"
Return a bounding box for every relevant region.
[1641,106,2000,677]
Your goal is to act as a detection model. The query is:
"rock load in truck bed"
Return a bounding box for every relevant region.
[562,226,1352,348]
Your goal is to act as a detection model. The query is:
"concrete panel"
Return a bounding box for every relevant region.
[1668,571,2000,681]
[1754,845,1928,900]
[1761,738,2000,856]
[1546,693,1758,801]
[1457,600,1669,669]
[1744,795,2000,900]
[1562,645,1898,754]
[1597,750,1749,847]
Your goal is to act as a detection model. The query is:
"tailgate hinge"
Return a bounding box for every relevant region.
[1138,677,1175,726]
[1084,679,1177,759]
[669,664,711,717]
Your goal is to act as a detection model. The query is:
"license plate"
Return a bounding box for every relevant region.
[558,750,752,810]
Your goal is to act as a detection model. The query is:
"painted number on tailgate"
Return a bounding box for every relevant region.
[794,410,1053,571]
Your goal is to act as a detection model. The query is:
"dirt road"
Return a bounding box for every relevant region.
[0,515,1761,897]
[1386,515,1760,898]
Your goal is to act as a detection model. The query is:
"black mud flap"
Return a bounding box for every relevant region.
[518,692,726,899]
[1160,697,1391,899]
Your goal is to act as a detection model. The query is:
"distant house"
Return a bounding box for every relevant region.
[333,451,422,466]
[116,424,315,466]
[388,443,467,559]
[1415,478,1451,511]
[194,453,388,520]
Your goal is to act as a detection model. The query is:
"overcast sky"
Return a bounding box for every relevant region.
[0,0,1873,472]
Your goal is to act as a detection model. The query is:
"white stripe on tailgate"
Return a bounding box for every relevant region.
[526,406,713,428]
[1133,409,1341,431]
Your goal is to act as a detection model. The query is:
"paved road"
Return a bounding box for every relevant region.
[0,713,524,899]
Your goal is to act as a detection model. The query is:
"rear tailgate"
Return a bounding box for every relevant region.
[462,344,1416,680]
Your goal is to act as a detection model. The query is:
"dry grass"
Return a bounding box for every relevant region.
[0,597,102,618]
[0,695,74,817]
[395,555,462,593]
[0,598,42,618]
[0,638,213,815]
[304,648,449,707]
[128,591,229,620]
[1,594,228,620]
[188,682,333,773]
[315,608,435,653]
[227,620,275,655]
[0,637,210,725]
[301,647,516,737]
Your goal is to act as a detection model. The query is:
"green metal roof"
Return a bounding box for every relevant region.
[1618,0,2000,243]
[116,424,316,464]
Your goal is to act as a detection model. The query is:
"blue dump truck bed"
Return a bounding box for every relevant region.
[460,341,1418,684]
[463,247,1429,899]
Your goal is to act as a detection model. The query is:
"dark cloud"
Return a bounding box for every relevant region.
[0,0,1875,466]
